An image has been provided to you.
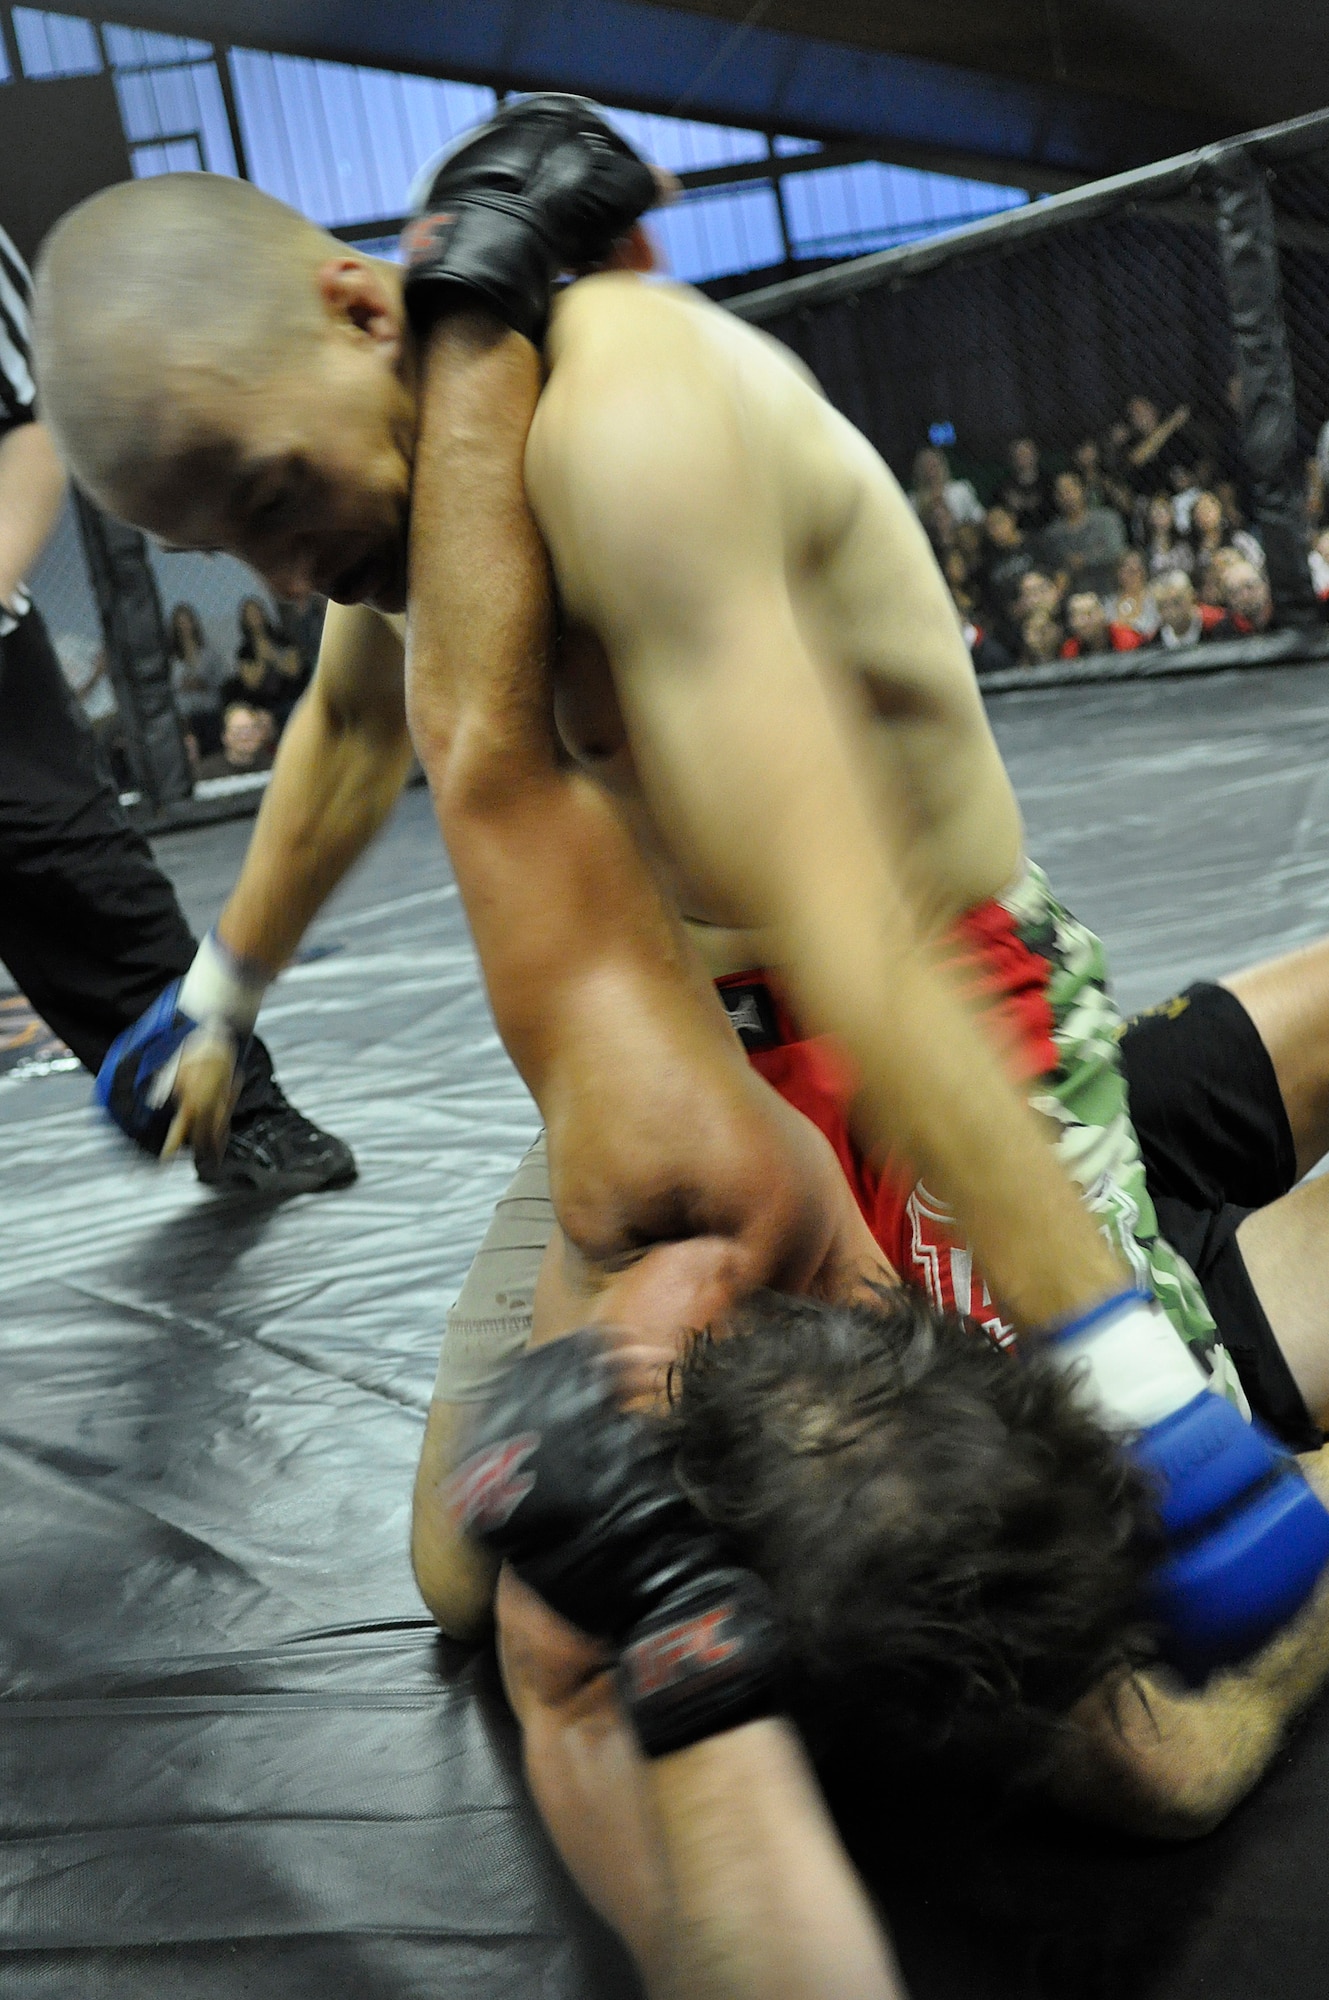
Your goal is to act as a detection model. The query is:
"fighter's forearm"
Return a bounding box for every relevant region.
[0,421,66,605]
[635,657,1122,1329]
[648,1720,906,2000]
[784,894,1123,1328]
[216,675,414,972]
[405,311,555,781]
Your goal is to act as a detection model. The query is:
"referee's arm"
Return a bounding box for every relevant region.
[0,226,65,614]
[0,420,65,611]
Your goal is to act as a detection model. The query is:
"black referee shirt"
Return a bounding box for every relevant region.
[0,224,39,631]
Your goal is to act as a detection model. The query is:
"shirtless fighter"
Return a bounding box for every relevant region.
[37,105,1227,1416]
[28,107,1329,1995]
[32,78,1329,1698]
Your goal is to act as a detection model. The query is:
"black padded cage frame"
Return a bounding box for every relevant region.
[730,106,1329,685]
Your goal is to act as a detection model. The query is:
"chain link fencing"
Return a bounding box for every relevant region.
[733,108,1329,688]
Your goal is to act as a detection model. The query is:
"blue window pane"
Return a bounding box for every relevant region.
[230,49,494,227]
[648,184,784,283]
[600,106,767,175]
[783,161,1025,260]
[114,60,236,174]
[0,33,10,82]
[12,8,101,78]
[773,135,820,156]
[132,137,204,177]
[103,24,212,67]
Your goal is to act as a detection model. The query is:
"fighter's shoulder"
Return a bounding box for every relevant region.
[545,270,708,371]
[530,276,767,539]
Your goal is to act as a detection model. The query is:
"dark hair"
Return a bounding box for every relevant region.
[168,601,204,653]
[238,594,278,644]
[668,1288,1161,1779]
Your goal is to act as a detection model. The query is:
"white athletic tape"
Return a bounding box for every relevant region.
[179,929,270,1037]
[1049,1293,1209,1432]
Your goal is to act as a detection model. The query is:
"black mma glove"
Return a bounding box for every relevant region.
[448,1330,786,1757]
[401,93,659,345]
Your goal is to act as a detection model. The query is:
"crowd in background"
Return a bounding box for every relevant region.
[168,593,322,780]
[58,592,324,794]
[914,392,1329,673]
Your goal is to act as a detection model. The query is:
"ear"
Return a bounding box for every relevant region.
[315,255,403,351]
[598,220,664,275]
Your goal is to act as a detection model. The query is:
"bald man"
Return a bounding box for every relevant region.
[34,162,1228,1376]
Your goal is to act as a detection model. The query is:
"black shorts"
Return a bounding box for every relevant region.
[1119,981,1322,1451]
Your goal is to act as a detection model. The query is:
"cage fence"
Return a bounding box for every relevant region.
[28,107,1329,792]
[734,108,1329,686]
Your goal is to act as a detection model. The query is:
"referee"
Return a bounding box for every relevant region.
[0,221,354,1194]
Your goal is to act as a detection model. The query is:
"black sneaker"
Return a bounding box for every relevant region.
[197,1098,358,1197]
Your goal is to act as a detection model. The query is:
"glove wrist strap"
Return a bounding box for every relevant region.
[403,203,553,344]
[179,929,269,1037]
[1045,1288,1208,1432]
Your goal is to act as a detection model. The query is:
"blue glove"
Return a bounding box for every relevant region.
[94,931,268,1158]
[1048,1289,1329,1680]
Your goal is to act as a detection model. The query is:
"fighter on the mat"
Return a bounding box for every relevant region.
[28,97,1329,2000]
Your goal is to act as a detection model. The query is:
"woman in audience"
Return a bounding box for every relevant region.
[167,601,225,758]
[1106,549,1159,638]
[1019,604,1063,665]
[1143,492,1194,580]
[220,596,296,734]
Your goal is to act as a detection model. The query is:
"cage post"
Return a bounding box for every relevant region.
[1210,147,1320,627]
[73,492,192,809]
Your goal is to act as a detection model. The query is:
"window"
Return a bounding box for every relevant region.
[783,160,1025,262]
[228,50,494,228]
[600,105,768,176]
[650,183,785,284]
[11,7,100,78]
[107,22,237,179]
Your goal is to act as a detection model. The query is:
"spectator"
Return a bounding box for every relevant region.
[996,436,1052,534]
[1019,605,1063,665]
[1105,395,1195,497]
[167,601,226,757]
[196,701,276,781]
[1070,438,1108,508]
[980,504,1036,619]
[1169,465,1205,538]
[1059,591,1145,659]
[1106,550,1158,638]
[909,446,985,527]
[1036,470,1127,598]
[1218,558,1275,635]
[941,546,979,621]
[220,595,294,731]
[1189,490,1226,564]
[1013,568,1063,627]
[1152,570,1226,649]
[1143,492,1193,580]
[919,495,959,559]
[275,593,327,682]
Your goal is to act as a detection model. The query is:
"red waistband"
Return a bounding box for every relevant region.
[713,892,1059,1084]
